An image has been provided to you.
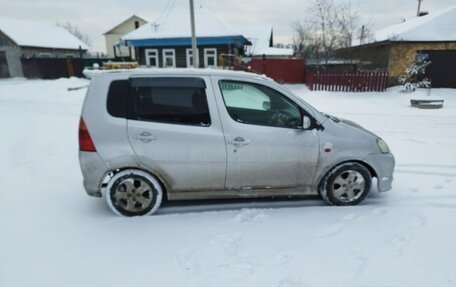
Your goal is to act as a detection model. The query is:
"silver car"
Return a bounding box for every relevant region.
[79,69,394,216]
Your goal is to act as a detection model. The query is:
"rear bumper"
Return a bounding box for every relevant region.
[79,151,108,197]
[364,153,395,192]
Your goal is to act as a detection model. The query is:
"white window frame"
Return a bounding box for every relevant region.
[162,49,176,68]
[204,48,217,68]
[186,48,200,68]
[145,49,159,67]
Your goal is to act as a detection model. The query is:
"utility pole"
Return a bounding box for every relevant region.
[189,0,198,68]
[360,25,365,45]
[417,0,423,16]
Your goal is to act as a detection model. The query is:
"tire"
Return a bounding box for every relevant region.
[319,162,372,206]
[105,169,163,216]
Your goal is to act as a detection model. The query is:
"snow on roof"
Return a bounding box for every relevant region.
[255,47,294,56]
[0,16,88,50]
[236,25,271,55]
[122,6,242,41]
[103,15,149,35]
[374,5,456,42]
[236,25,293,56]
[83,67,272,81]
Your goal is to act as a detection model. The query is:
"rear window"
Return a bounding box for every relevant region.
[134,86,210,126]
[107,80,128,118]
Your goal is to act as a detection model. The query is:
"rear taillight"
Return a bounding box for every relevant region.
[79,117,96,152]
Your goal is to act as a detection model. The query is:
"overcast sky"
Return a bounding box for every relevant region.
[1,0,455,53]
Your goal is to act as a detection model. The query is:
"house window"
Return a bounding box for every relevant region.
[134,21,140,29]
[38,52,51,58]
[186,48,199,67]
[65,54,75,58]
[204,48,217,68]
[145,49,159,67]
[162,49,176,68]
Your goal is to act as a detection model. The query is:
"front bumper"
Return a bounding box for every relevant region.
[364,153,395,192]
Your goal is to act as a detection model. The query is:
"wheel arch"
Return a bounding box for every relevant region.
[317,159,377,189]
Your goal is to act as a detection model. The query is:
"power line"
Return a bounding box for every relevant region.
[155,0,174,24]
[158,0,177,24]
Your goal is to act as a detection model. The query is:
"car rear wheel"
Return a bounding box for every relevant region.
[105,169,163,216]
[320,162,372,206]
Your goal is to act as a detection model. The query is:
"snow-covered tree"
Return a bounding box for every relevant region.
[400,58,431,92]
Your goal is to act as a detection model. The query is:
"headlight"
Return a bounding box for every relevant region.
[377,138,390,153]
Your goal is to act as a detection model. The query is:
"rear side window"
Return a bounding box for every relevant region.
[107,80,128,118]
[133,83,210,127]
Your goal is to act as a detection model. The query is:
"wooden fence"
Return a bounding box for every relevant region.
[251,58,305,84]
[21,58,84,79]
[305,71,388,92]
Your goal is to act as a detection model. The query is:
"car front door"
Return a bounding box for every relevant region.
[212,77,320,190]
[127,76,226,192]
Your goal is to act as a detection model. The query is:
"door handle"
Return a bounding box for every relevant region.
[228,136,250,147]
[134,131,157,143]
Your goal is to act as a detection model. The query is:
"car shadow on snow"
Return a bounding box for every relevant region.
[85,182,390,217]
[158,196,325,215]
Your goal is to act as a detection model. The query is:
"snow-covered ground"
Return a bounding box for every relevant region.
[1,78,455,287]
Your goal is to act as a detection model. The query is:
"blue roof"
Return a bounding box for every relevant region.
[125,35,251,48]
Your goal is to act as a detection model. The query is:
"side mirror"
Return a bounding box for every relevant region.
[302,116,312,130]
[262,101,271,110]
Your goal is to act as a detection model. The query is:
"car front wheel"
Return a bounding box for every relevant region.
[105,169,163,216]
[320,162,372,206]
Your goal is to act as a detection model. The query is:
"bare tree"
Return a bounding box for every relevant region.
[57,22,91,46]
[292,19,320,58]
[336,0,360,47]
[292,0,371,64]
[310,0,341,63]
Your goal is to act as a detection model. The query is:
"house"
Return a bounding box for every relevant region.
[121,6,251,68]
[0,16,88,78]
[103,15,148,60]
[336,6,456,87]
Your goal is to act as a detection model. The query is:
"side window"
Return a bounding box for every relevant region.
[219,81,302,129]
[134,86,211,126]
[107,80,128,118]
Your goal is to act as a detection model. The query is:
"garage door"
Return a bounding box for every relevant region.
[422,50,456,88]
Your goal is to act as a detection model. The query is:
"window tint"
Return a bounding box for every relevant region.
[107,80,128,118]
[219,81,302,129]
[135,87,210,126]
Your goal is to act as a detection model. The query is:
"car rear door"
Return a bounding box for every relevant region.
[127,76,226,192]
